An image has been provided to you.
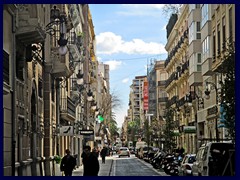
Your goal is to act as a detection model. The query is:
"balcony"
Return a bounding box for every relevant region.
[176,96,185,107]
[60,96,76,122]
[158,97,168,102]
[167,95,178,107]
[189,71,202,86]
[165,72,177,88]
[202,57,214,76]
[68,31,83,69]
[16,4,45,45]
[158,80,166,87]
[50,47,73,78]
[165,29,189,68]
[69,4,82,28]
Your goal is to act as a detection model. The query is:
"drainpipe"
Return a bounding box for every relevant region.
[55,78,60,156]
[11,89,16,176]
[11,8,17,176]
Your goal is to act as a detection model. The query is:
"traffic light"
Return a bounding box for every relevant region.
[98,115,104,122]
[218,103,226,128]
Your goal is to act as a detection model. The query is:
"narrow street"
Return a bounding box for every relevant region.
[3,4,235,176]
[112,155,167,176]
[70,155,168,176]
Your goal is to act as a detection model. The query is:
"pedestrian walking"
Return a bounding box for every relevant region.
[60,149,76,176]
[92,147,99,158]
[82,145,100,176]
[100,146,108,164]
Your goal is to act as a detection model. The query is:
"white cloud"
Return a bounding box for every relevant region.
[118,4,165,17]
[104,60,122,71]
[96,32,167,55]
[162,25,167,30]
[122,4,165,10]
[122,78,129,83]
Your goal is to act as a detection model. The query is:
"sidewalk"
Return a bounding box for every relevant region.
[56,156,114,176]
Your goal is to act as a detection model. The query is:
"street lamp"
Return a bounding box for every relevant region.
[204,81,220,142]
[46,5,68,55]
[145,113,153,156]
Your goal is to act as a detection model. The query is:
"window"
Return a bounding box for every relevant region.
[197,53,202,63]
[213,31,216,59]
[217,24,221,55]
[189,22,194,43]
[51,78,55,101]
[16,52,24,81]
[201,4,209,28]
[38,78,43,98]
[222,16,226,50]
[197,65,202,71]
[202,36,210,60]
[196,22,201,39]
[3,50,9,84]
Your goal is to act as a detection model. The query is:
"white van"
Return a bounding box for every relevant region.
[192,142,235,176]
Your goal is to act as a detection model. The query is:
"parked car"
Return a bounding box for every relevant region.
[192,142,235,176]
[178,154,196,176]
[118,147,130,158]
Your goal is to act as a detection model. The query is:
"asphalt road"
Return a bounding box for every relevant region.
[111,155,168,176]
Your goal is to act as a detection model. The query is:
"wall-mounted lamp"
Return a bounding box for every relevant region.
[204,86,211,100]
[76,70,84,85]
[46,5,68,55]
[87,90,93,102]
[91,102,97,111]
[185,93,193,106]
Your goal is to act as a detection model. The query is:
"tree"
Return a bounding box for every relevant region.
[97,90,122,142]
[127,118,140,142]
[162,108,176,152]
[149,117,161,148]
[219,38,235,142]
[109,111,119,142]
[162,4,182,19]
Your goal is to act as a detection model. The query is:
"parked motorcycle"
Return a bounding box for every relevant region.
[162,154,175,174]
[168,159,179,176]
[151,151,166,169]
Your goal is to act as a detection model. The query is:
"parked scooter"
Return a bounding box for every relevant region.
[162,154,175,174]
[151,151,166,169]
[168,158,180,176]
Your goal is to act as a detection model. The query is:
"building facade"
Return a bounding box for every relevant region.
[3,4,111,176]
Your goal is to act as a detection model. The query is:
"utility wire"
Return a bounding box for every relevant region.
[111,67,146,84]
[100,55,162,62]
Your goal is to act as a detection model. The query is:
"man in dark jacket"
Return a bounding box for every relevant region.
[60,149,76,176]
[100,146,108,164]
[82,145,100,176]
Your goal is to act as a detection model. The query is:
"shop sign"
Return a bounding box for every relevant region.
[183,126,196,133]
[80,130,94,135]
[59,126,74,136]
[173,130,180,136]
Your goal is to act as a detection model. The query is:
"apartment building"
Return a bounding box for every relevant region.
[3,4,110,176]
[197,4,235,145]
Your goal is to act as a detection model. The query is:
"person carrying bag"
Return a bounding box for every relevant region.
[60,149,76,176]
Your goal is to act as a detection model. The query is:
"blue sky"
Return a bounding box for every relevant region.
[89,4,169,127]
